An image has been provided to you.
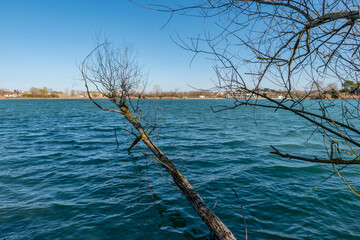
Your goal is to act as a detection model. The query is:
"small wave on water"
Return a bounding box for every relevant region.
[0,99,359,240]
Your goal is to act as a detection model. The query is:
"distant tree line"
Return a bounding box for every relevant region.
[0,87,77,98]
[1,83,359,99]
[26,87,59,98]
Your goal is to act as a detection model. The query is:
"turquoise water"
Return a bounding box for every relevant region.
[0,99,359,239]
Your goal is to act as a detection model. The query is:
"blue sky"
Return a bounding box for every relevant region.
[0,0,217,92]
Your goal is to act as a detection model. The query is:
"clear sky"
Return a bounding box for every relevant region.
[0,0,217,92]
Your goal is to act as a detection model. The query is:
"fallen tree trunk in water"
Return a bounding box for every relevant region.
[81,43,237,240]
[120,105,237,240]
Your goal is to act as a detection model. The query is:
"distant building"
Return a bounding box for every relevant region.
[4,94,19,98]
[87,91,105,98]
[21,91,31,95]
[225,90,252,99]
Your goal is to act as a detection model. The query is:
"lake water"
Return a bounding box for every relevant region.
[0,99,359,239]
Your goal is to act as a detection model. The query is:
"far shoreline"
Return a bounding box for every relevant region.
[1,96,359,100]
[0,97,227,100]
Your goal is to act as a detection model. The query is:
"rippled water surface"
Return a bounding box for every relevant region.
[0,99,359,239]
